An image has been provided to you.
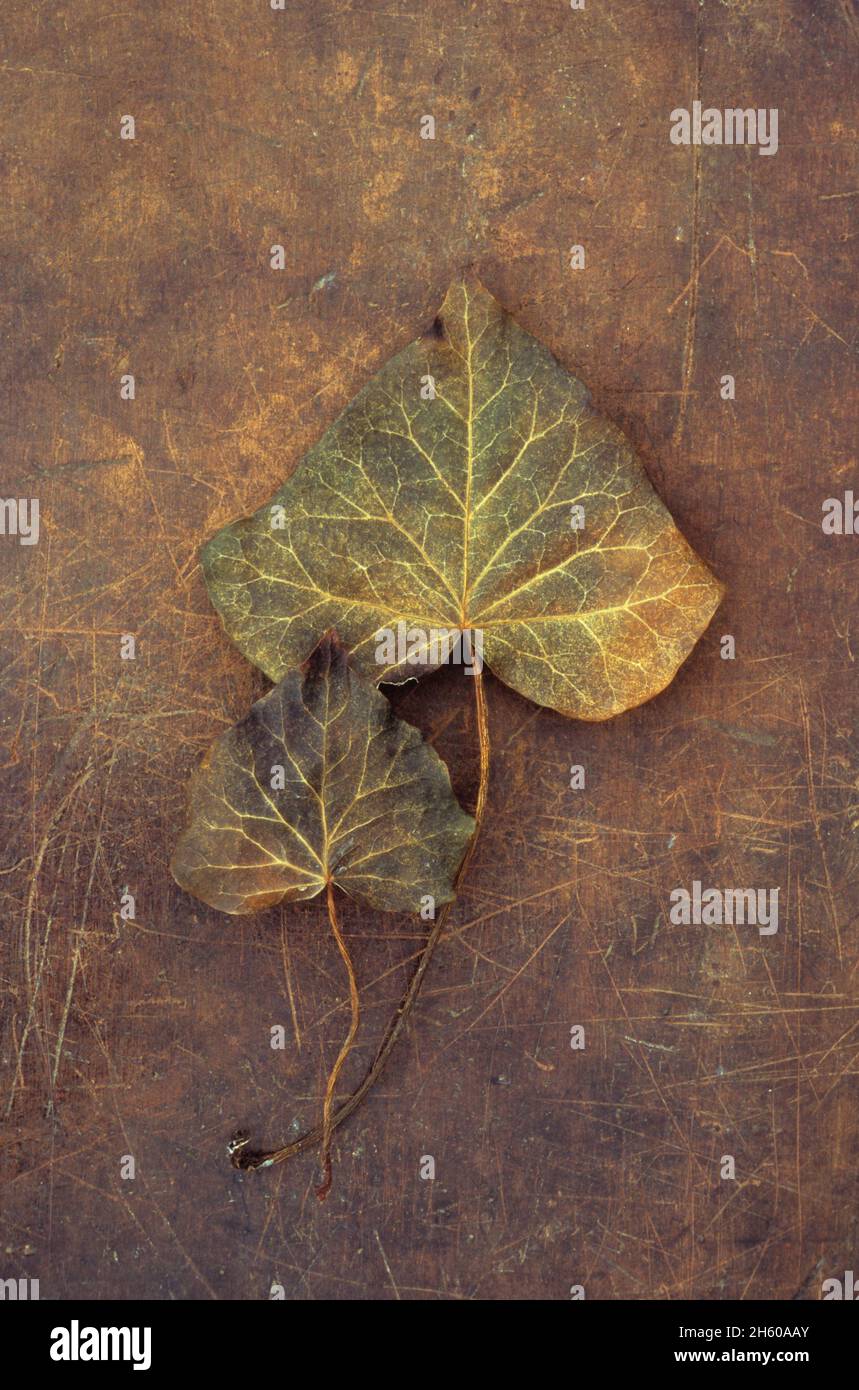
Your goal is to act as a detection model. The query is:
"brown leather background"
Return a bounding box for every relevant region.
[1,0,856,1300]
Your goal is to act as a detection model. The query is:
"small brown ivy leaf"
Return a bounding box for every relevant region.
[170,631,474,916]
[171,631,475,1196]
[202,275,723,720]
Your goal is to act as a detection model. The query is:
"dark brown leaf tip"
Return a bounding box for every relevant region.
[301,627,349,681]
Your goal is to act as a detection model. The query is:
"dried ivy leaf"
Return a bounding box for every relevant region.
[170,632,475,915]
[203,276,723,718]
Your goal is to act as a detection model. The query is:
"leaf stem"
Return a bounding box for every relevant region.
[314,880,360,1200]
[231,669,490,1174]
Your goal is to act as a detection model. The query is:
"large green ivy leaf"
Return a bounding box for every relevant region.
[170,632,474,915]
[203,277,723,719]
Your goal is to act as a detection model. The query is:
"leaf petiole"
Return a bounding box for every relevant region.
[231,669,491,1176]
[314,880,361,1200]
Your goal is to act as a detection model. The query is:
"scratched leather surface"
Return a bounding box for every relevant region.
[1,0,856,1300]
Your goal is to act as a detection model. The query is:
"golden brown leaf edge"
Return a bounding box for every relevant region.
[202,274,724,720]
[170,631,475,916]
